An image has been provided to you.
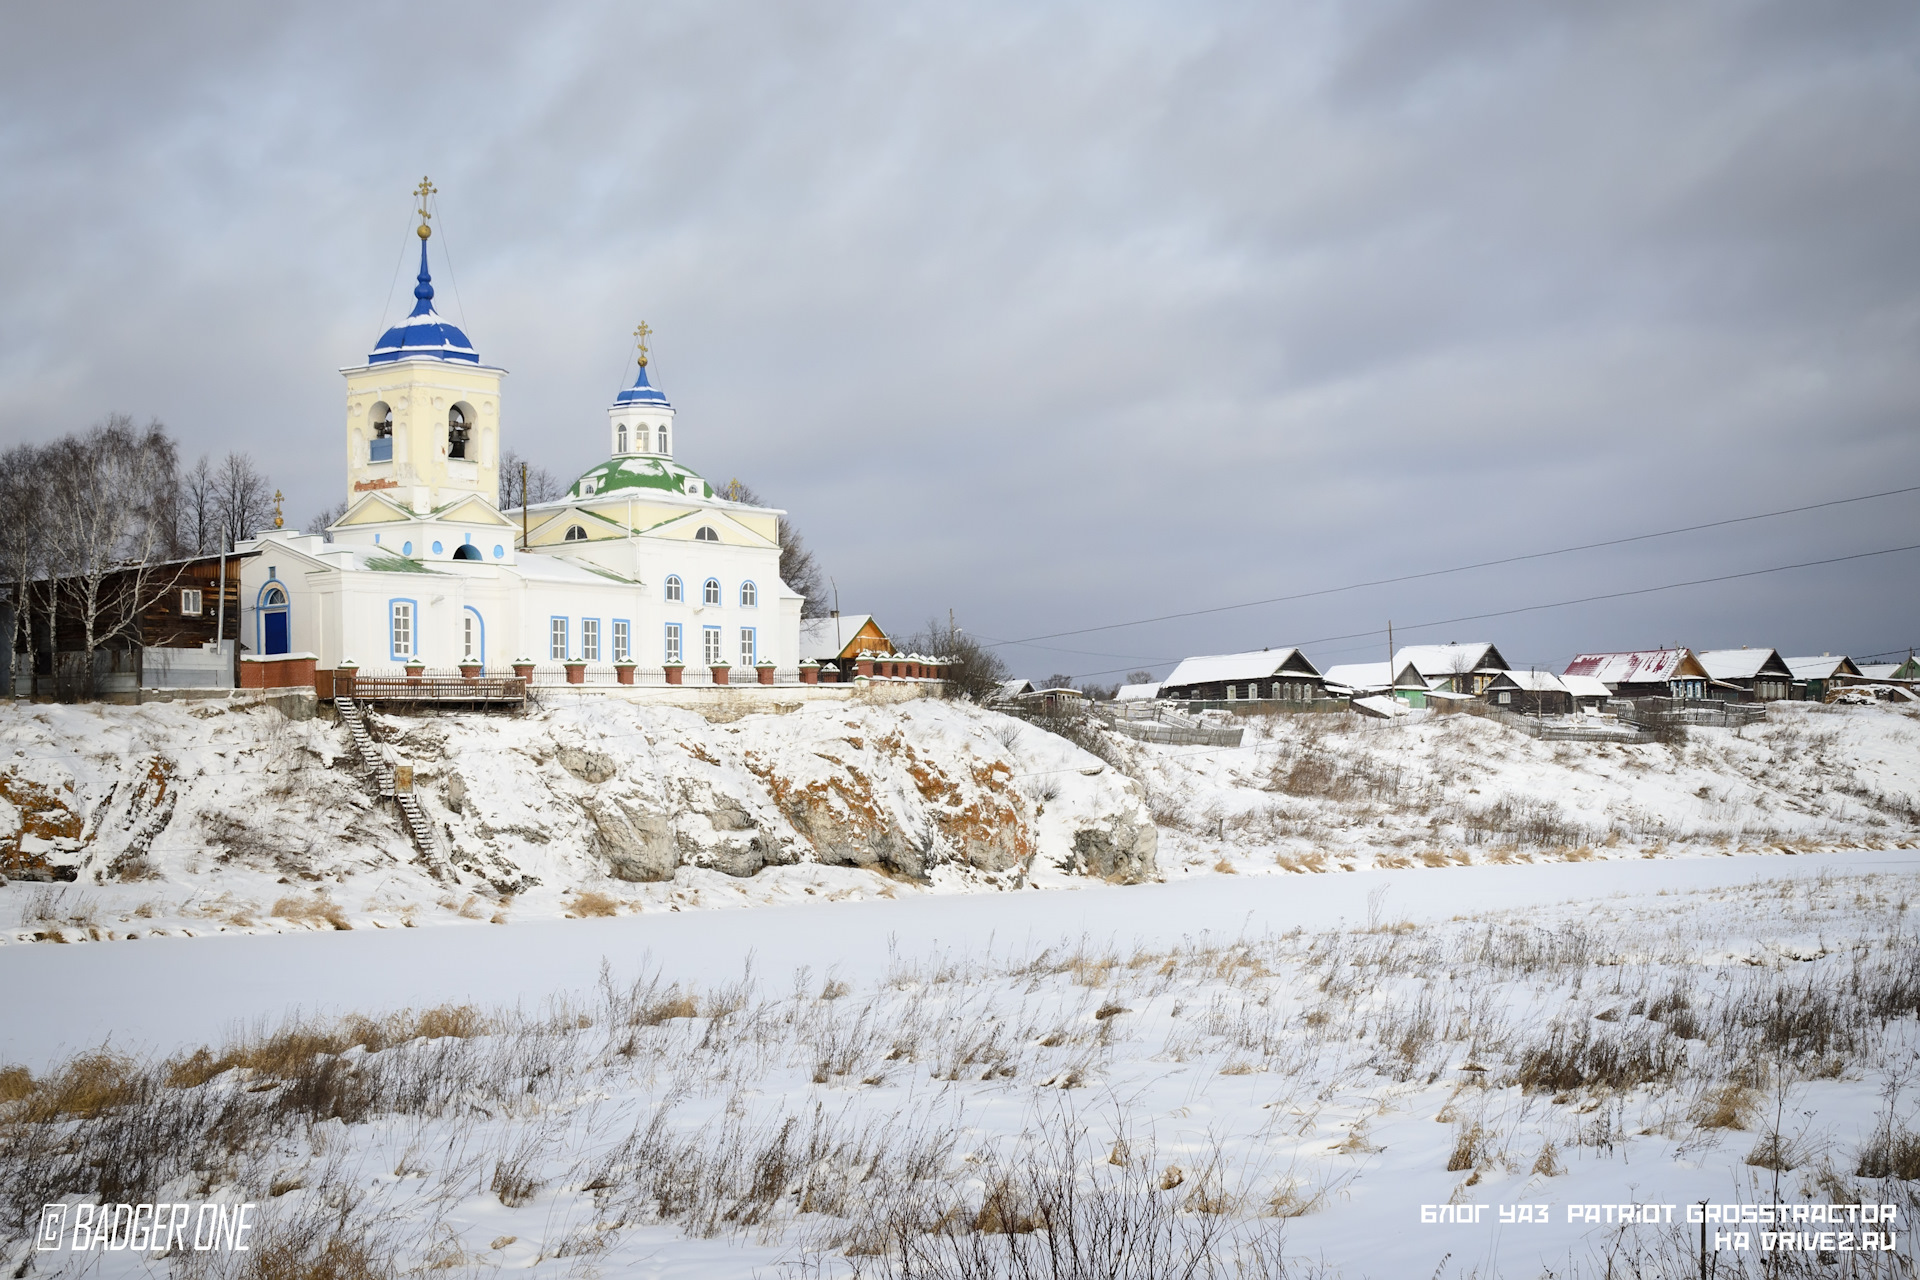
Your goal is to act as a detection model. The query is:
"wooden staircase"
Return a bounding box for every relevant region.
[337,694,451,878]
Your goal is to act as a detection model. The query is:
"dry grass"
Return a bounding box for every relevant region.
[3,869,1917,1277]
[1694,1081,1754,1129]
[566,891,621,918]
[270,893,351,930]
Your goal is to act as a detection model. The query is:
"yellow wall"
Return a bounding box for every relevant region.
[343,359,505,514]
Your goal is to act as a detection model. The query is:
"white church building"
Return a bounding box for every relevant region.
[237,199,800,683]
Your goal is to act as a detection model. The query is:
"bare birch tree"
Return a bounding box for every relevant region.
[0,443,49,694]
[41,416,183,695]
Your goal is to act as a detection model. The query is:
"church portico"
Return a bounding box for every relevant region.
[237,182,802,694]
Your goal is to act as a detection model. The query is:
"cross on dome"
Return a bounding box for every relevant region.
[614,319,671,407]
[368,177,479,365]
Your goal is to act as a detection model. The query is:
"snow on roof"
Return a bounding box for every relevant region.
[1492,670,1569,693]
[1115,682,1160,701]
[1162,648,1313,687]
[1563,650,1691,685]
[1857,664,1900,680]
[994,678,1035,699]
[1785,655,1855,681]
[1560,674,1613,700]
[1321,662,1390,691]
[1697,648,1784,681]
[1392,643,1499,678]
[798,614,880,661]
[1350,694,1408,718]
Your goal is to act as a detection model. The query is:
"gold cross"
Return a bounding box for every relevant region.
[272,489,284,530]
[633,320,652,367]
[415,176,436,239]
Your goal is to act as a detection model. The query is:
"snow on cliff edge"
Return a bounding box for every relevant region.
[0,696,1153,941]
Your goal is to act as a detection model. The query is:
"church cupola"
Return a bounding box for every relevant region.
[368,196,480,365]
[341,179,507,515]
[608,321,675,459]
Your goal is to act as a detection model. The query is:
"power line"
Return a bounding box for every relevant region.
[1042,541,1920,682]
[990,481,1920,650]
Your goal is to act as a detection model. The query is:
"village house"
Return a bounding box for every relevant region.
[1157,648,1326,704]
[1481,670,1575,716]
[797,612,893,683]
[1320,659,1430,705]
[1785,654,1862,702]
[1696,648,1794,702]
[1560,673,1613,711]
[1562,649,1709,700]
[8,552,254,698]
[1392,643,1512,696]
[235,187,803,690]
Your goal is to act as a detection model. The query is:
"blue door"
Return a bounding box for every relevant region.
[261,587,289,655]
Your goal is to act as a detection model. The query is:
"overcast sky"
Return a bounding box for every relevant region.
[2,2,1916,680]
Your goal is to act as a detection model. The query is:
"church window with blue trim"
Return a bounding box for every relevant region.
[740,581,757,608]
[390,601,414,659]
[703,578,721,606]
[665,575,683,602]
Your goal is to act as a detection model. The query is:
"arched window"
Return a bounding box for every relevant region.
[665,575,683,602]
[448,404,471,459]
[695,526,719,542]
[369,402,393,463]
[616,424,628,454]
[703,578,721,606]
[452,544,481,561]
[656,425,669,454]
[564,525,587,542]
[740,581,757,607]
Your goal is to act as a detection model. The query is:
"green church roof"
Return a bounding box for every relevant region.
[566,456,713,501]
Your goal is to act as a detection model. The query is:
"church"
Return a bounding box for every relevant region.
[237,186,800,683]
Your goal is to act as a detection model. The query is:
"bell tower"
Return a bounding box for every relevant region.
[342,178,508,514]
[607,321,676,458]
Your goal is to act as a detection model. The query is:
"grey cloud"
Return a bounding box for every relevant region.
[1,1,1915,678]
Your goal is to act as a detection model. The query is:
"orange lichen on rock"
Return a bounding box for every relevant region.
[0,770,85,877]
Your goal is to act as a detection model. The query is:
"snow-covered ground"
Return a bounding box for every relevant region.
[4,698,1920,1276]
[4,853,1919,1278]
[2,698,1915,948]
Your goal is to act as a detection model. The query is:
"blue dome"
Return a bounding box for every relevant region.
[614,361,670,407]
[369,239,480,365]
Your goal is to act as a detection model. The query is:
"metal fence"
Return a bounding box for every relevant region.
[342,674,527,707]
[1087,701,1245,747]
[1609,698,1767,729]
[1484,706,1656,744]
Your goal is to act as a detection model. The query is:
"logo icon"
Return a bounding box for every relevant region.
[38,1205,67,1251]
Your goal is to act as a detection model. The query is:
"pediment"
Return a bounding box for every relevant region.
[335,492,413,527]
[649,509,776,548]
[525,506,629,546]
[438,494,515,527]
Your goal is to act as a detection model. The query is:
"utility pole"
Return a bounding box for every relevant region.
[1386,619,1394,702]
[519,461,529,551]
